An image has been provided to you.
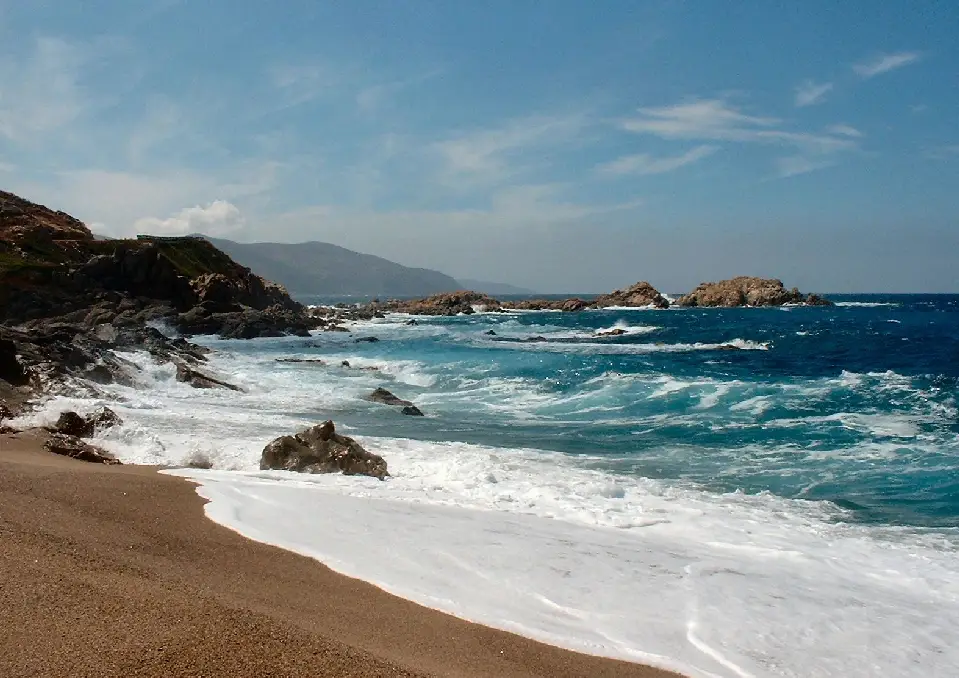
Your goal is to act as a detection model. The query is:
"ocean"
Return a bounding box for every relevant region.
[16,294,959,677]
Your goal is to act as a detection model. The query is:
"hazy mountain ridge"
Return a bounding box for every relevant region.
[201,237,462,296]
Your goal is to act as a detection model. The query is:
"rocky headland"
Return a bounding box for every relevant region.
[0,189,310,414]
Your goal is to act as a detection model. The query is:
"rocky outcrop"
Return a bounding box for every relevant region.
[591,281,670,309]
[1,190,309,338]
[52,407,122,438]
[676,277,831,307]
[373,291,503,316]
[365,387,424,415]
[0,337,28,385]
[44,433,121,465]
[260,420,388,479]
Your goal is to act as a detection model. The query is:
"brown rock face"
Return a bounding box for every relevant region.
[591,281,670,309]
[677,277,831,307]
[260,420,388,479]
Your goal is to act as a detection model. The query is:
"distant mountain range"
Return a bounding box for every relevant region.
[201,237,529,297]
[201,237,460,296]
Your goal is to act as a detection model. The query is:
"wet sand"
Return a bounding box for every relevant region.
[0,429,682,678]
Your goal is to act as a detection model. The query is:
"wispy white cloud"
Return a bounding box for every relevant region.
[923,144,959,160]
[597,145,717,176]
[621,99,856,151]
[794,80,833,107]
[356,69,444,114]
[853,51,922,78]
[134,200,244,236]
[127,97,183,164]
[0,37,87,142]
[434,113,586,184]
[620,98,859,179]
[827,124,863,138]
[776,156,836,178]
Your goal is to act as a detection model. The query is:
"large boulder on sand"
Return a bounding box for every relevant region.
[53,407,123,438]
[676,277,831,307]
[260,420,388,479]
[44,433,121,465]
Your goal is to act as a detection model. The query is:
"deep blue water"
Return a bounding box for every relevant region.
[263,294,959,528]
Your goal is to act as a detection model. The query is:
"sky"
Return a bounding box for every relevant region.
[1,0,957,293]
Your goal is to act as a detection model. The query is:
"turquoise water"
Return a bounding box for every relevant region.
[241,294,959,529]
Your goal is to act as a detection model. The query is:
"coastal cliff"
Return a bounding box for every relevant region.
[0,190,310,406]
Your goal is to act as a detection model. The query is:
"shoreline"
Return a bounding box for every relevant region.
[0,429,682,678]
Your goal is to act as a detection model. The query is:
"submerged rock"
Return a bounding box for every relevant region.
[401,405,425,416]
[596,328,627,337]
[44,433,121,465]
[354,336,380,343]
[175,363,242,391]
[366,387,425,415]
[260,420,388,479]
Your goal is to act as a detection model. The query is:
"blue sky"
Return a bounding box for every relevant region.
[1,0,956,292]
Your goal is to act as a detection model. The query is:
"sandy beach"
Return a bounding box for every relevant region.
[0,429,680,678]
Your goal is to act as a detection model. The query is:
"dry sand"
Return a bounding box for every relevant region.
[0,429,682,678]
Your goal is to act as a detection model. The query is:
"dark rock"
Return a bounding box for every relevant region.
[405,319,418,325]
[276,358,326,364]
[485,330,497,336]
[340,360,351,367]
[366,387,414,407]
[175,363,242,391]
[373,291,502,316]
[401,405,424,416]
[0,338,28,385]
[260,420,388,479]
[597,328,627,337]
[89,407,122,432]
[355,336,380,343]
[525,336,548,343]
[326,325,349,332]
[715,344,741,351]
[54,411,93,437]
[44,433,120,465]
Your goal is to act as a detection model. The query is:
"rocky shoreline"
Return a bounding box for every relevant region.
[2,188,830,479]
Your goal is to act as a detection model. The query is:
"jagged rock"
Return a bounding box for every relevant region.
[175,363,241,391]
[366,387,414,407]
[355,336,380,343]
[366,387,425,414]
[53,407,123,438]
[44,433,121,465]
[260,420,388,479]
[89,407,122,431]
[676,277,831,307]
[405,319,417,325]
[340,360,351,367]
[591,282,669,309]
[54,411,92,437]
[485,330,497,336]
[597,328,627,337]
[0,337,28,385]
[562,298,589,312]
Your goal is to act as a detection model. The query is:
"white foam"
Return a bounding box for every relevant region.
[167,466,959,678]
[834,302,900,308]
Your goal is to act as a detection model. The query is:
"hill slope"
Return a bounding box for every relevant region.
[202,237,461,297]
[457,278,536,295]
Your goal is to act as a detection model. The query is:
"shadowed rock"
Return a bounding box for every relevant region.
[53,407,123,438]
[260,420,388,479]
[44,433,121,465]
[591,281,670,309]
[354,336,380,343]
[175,363,242,391]
[366,387,425,415]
